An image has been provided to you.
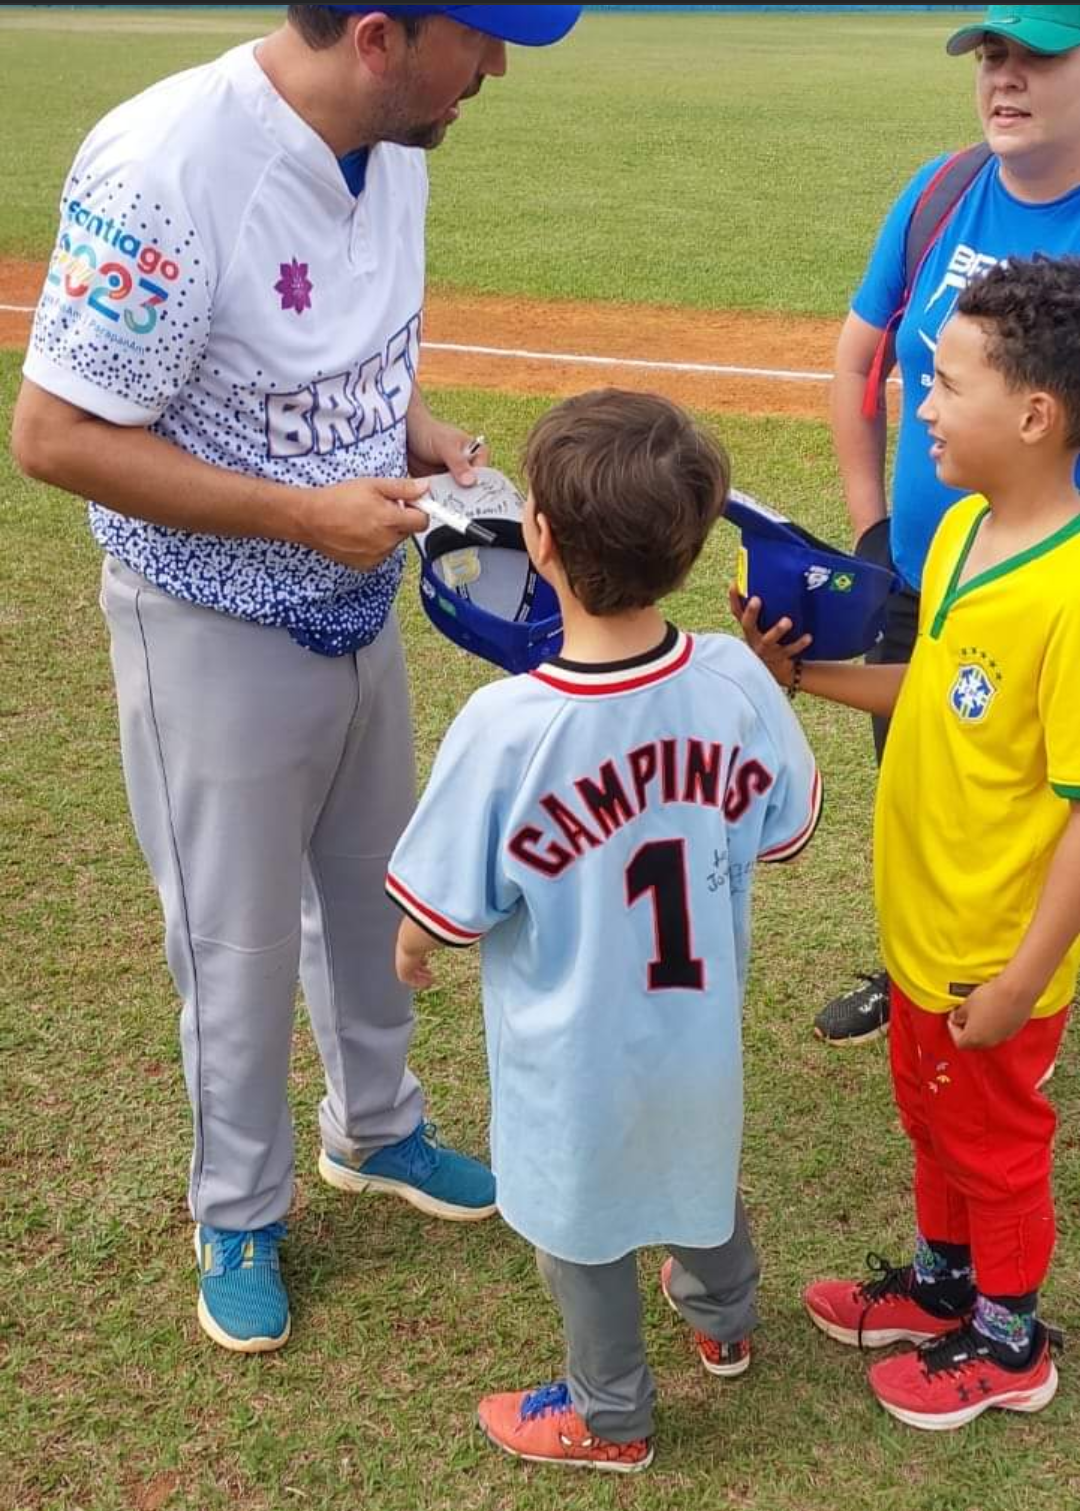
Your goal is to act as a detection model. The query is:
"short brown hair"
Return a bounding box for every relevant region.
[523,389,730,615]
[286,5,428,49]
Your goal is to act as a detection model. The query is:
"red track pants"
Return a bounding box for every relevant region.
[889,984,1068,1298]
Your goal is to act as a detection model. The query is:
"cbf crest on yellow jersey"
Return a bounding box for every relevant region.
[876,492,1080,1017]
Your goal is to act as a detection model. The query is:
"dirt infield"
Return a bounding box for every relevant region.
[2,259,856,421]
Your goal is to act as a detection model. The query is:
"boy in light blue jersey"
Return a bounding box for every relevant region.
[387,389,822,1472]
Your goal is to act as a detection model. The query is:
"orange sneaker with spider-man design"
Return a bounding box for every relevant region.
[659,1258,752,1376]
[477,1381,653,1473]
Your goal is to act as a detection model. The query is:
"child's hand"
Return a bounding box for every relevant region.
[947,978,1034,1050]
[728,586,813,689]
[395,931,436,990]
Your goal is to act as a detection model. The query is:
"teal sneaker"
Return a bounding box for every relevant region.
[318,1122,496,1222]
[194,1222,291,1353]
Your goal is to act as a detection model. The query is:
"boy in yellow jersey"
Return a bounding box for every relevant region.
[735,256,1080,1431]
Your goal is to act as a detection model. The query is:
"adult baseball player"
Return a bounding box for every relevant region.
[12,2,582,1352]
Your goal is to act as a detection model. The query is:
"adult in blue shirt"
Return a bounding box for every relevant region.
[814,3,1080,1046]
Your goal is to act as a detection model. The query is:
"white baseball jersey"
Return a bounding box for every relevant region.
[24,41,427,655]
[388,628,822,1263]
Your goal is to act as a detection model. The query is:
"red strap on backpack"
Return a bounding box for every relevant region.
[861,144,993,420]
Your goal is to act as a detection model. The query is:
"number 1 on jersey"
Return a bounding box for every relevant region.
[625,839,704,991]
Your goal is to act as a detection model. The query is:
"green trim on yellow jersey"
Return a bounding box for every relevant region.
[930,508,1080,640]
[929,505,988,640]
[878,492,1080,1018]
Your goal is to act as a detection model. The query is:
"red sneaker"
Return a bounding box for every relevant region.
[869,1322,1058,1431]
[477,1382,653,1473]
[804,1253,970,1348]
[660,1258,751,1377]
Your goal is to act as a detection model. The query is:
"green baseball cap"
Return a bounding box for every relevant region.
[947,4,1080,57]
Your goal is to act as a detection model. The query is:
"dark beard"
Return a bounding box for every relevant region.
[381,76,483,151]
[394,120,447,150]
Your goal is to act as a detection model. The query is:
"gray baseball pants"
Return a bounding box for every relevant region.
[536,1192,760,1441]
[101,557,424,1231]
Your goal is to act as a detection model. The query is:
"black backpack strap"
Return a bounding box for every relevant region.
[903,141,993,286]
[861,142,993,419]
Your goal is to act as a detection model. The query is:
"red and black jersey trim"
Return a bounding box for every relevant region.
[759,767,824,863]
[385,873,484,948]
[530,624,692,697]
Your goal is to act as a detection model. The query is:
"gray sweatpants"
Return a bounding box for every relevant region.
[102,557,424,1230]
[536,1193,760,1442]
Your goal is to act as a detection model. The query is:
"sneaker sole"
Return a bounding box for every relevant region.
[478,1419,654,1473]
[318,1149,497,1222]
[701,1352,752,1379]
[813,1021,889,1047]
[805,1303,943,1350]
[875,1362,1058,1432]
[661,1272,751,1377]
[196,1293,291,1353]
[193,1231,291,1354]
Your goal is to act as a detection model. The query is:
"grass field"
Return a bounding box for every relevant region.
[0,6,981,313]
[2,8,1078,1511]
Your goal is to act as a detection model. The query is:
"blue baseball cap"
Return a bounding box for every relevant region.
[725,491,899,662]
[415,469,563,674]
[326,6,583,45]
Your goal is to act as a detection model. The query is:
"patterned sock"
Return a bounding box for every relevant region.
[974,1293,1038,1367]
[911,1235,975,1317]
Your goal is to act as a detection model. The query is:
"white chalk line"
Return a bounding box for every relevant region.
[1,303,899,387]
[423,340,842,384]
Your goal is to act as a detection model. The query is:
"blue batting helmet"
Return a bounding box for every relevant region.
[415,470,563,675]
[725,490,899,661]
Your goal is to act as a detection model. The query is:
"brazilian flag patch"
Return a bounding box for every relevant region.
[829,572,856,594]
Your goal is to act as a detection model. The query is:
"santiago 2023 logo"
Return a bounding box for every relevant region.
[45,198,185,337]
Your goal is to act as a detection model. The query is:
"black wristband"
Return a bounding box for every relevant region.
[786,658,803,701]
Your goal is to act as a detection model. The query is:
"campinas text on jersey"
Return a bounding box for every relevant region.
[509,737,775,879]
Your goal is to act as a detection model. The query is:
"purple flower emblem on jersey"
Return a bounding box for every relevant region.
[275,259,313,315]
